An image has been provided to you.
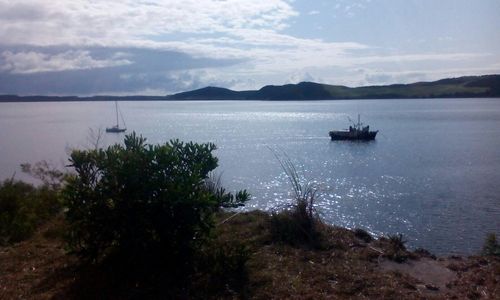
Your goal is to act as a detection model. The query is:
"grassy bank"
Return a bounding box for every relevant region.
[1,211,499,299]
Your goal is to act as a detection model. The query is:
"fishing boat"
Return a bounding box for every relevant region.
[329,114,378,141]
[106,101,126,133]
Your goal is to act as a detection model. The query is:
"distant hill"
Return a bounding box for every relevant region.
[167,75,500,100]
[1,75,499,102]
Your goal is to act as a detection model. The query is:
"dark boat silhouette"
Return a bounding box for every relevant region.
[329,115,378,141]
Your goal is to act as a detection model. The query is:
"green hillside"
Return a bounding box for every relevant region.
[167,74,500,100]
[1,74,499,102]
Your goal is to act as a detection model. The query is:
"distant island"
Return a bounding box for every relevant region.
[1,74,499,102]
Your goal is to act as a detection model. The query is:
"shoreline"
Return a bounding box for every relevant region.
[1,96,500,103]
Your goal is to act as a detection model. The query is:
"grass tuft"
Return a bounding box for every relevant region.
[382,233,411,263]
[354,228,373,243]
[482,233,500,256]
[205,172,250,209]
[268,150,324,248]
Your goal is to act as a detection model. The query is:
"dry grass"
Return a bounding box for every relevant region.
[1,211,499,299]
[0,216,77,300]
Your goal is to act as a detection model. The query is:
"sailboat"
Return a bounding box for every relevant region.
[106,101,126,133]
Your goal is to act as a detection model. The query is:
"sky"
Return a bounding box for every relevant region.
[0,0,499,96]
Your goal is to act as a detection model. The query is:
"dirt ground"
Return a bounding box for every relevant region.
[1,212,499,299]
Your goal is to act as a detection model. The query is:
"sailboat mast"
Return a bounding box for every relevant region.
[357,114,360,129]
[115,101,119,127]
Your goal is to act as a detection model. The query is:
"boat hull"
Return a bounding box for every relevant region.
[329,130,378,141]
[106,127,126,133]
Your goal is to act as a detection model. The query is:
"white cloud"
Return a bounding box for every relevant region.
[0,0,366,67]
[362,64,500,86]
[0,0,496,94]
[0,1,485,72]
[285,71,319,84]
[0,0,314,72]
[332,0,369,17]
[0,0,298,46]
[352,52,490,65]
[0,50,132,74]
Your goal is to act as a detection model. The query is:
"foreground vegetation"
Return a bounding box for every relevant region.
[1,211,499,299]
[0,134,499,299]
[0,161,64,245]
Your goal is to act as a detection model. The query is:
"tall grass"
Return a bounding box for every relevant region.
[0,177,62,245]
[268,150,323,248]
[274,152,317,218]
[204,172,250,210]
[0,161,64,245]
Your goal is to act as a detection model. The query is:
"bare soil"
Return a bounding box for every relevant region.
[1,211,499,299]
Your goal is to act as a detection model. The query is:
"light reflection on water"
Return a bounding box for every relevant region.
[0,99,499,255]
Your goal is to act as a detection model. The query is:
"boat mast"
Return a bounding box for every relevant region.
[357,114,360,130]
[115,101,119,127]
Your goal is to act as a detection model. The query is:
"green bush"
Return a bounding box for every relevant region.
[21,160,65,190]
[0,180,36,244]
[64,133,248,273]
[0,178,61,245]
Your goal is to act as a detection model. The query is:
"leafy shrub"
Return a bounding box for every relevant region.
[0,179,36,244]
[64,133,248,275]
[0,178,61,245]
[482,233,500,256]
[21,160,66,189]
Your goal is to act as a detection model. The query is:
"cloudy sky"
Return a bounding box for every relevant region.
[0,0,499,95]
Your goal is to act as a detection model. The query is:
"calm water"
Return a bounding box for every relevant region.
[1,99,499,255]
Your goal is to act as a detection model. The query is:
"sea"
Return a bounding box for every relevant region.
[1,98,499,255]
